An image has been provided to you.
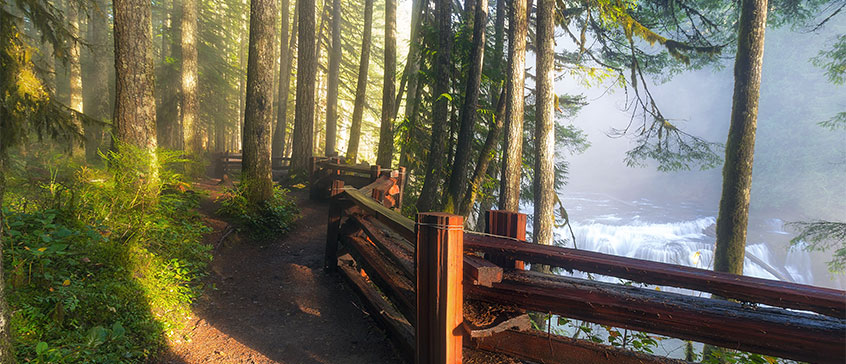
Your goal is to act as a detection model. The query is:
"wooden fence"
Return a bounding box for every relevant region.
[321,167,846,364]
[212,152,293,179]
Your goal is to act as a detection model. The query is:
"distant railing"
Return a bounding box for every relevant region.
[318,164,846,364]
[212,152,293,179]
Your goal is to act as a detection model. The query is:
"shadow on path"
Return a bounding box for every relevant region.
[158,185,403,364]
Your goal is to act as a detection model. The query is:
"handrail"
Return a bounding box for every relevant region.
[464,232,846,318]
[326,183,846,364]
[318,160,374,174]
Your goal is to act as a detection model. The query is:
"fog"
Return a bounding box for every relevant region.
[554,25,846,288]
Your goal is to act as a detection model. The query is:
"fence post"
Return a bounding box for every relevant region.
[485,210,527,270]
[416,212,464,364]
[370,165,381,182]
[324,180,346,272]
[395,167,406,211]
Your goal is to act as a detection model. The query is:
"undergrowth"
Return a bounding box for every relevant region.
[2,145,212,363]
[216,182,299,241]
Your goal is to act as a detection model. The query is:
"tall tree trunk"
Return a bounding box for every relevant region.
[238,0,249,151]
[324,0,340,156]
[397,0,426,168]
[242,0,277,202]
[490,0,505,103]
[498,0,528,211]
[290,0,316,176]
[156,0,181,150]
[345,0,372,163]
[114,0,159,177]
[459,86,505,217]
[0,144,11,364]
[83,0,111,162]
[416,0,453,212]
[714,0,768,275]
[445,0,486,212]
[376,0,397,168]
[272,0,295,158]
[68,2,83,114]
[533,0,554,251]
[181,0,200,154]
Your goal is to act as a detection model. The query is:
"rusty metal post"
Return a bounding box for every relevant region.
[485,210,527,270]
[416,212,464,364]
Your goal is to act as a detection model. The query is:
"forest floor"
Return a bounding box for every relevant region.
[158,180,403,364]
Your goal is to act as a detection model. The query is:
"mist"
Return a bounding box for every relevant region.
[548,24,845,289]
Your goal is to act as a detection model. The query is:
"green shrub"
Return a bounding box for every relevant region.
[216,183,299,240]
[2,145,212,363]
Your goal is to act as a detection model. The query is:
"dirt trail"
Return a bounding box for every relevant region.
[159,182,403,364]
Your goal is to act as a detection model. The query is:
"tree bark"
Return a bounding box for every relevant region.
[445,0,486,212]
[324,0,340,155]
[498,0,528,211]
[242,0,277,202]
[181,0,200,154]
[273,0,297,158]
[714,0,768,275]
[533,0,555,249]
[345,0,373,163]
[376,0,397,168]
[68,2,83,113]
[156,0,181,150]
[397,0,426,168]
[459,86,505,217]
[114,0,158,154]
[416,0,453,212]
[83,0,111,162]
[238,0,249,151]
[290,0,316,176]
[0,146,12,364]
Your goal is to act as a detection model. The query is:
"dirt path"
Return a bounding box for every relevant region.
[159,182,403,364]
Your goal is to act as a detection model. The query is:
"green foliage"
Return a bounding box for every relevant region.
[788,221,846,273]
[216,183,299,241]
[2,147,212,363]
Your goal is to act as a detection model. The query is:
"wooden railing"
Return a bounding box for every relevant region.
[212,152,293,179]
[309,157,406,210]
[321,174,846,364]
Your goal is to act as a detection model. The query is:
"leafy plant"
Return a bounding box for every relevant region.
[216,183,299,240]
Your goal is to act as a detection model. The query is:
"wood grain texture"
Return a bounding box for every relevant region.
[464,232,846,318]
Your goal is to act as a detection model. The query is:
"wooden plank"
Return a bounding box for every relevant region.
[464,232,846,318]
[470,329,692,364]
[351,215,415,279]
[338,174,374,188]
[464,255,502,287]
[343,235,416,323]
[416,213,464,364]
[337,254,414,362]
[343,187,415,242]
[318,160,374,175]
[463,300,530,338]
[359,174,396,198]
[323,194,347,271]
[467,270,846,364]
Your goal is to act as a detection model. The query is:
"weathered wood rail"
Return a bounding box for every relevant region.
[319,164,846,364]
[212,151,293,179]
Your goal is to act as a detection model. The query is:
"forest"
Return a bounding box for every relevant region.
[0,0,844,362]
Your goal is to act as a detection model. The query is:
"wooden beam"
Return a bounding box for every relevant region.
[337,255,414,362]
[464,232,846,318]
[464,255,502,287]
[417,212,464,364]
[343,235,416,323]
[351,215,415,279]
[343,187,415,242]
[470,329,692,364]
[467,270,846,364]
